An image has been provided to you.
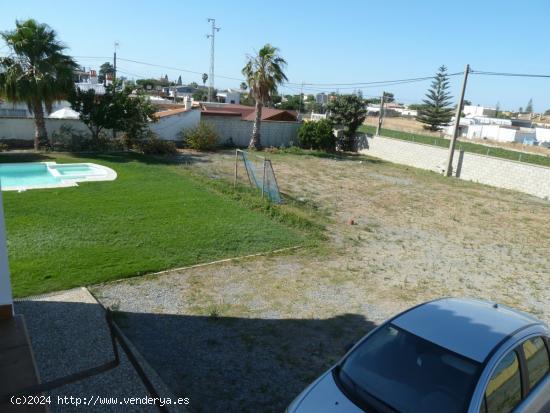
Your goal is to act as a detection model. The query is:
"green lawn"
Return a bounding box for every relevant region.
[359,125,550,167]
[1,152,307,297]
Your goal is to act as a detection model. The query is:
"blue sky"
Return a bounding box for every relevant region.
[1,0,549,111]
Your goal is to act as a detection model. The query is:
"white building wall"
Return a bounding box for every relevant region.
[535,128,550,143]
[464,105,496,117]
[149,109,201,140]
[466,125,519,142]
[358,136,550,199]
[202,115,300,147]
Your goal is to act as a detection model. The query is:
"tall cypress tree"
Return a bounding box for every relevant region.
[525,98,533,113]
[417,65,453,131]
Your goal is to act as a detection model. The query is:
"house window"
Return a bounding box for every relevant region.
[522,337,550,391]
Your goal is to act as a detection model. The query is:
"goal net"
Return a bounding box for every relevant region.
[234,150,282,204]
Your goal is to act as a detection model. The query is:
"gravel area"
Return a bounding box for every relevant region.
[92,149,549,412]
[15,288,178,413]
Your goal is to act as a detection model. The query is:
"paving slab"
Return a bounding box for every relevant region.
[14,288,181,413]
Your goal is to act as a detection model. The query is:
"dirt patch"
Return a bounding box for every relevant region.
[92,149,549,412]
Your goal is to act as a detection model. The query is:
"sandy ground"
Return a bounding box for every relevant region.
[93,150,549,412]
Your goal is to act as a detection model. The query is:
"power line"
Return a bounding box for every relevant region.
[471,70,550,78]
[292,72,464,87]
[115,57,245,82]
[75,55,465,89]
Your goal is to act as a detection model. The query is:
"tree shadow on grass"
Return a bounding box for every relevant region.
[0,152,56,163]
[15,299,377,413]
[66,151,213,166]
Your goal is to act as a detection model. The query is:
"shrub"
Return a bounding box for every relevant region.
[297,119,336,151]
[138,134,177,155]
[50,124,123,152]
[51,124,93,151]
[183,122,218,151]
[0,143,8,152]
[0,139,33,150]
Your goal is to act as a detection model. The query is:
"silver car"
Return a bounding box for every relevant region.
[287,298,550,413]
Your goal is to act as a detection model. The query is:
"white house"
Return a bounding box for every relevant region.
[463,105,496,117]
[535,128,550,147]
[217,89,241,105]
[165,86,196,100]
[465,124,536,144]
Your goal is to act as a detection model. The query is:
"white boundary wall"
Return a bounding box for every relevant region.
[203,115,300,147]
[0,110,200,142]
[359,136,550,199]
[0,117,89,141]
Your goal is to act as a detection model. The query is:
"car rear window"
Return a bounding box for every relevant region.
[484,350,522,413]
[522,337,550,391]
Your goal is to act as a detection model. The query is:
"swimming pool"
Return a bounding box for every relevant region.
[0,162,117,191]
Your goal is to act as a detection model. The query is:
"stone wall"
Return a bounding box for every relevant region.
[359,136,550,199]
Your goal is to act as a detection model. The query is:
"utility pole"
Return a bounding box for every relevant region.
[298,81,304,117]
[112,41,119,140]
[376,91,386,136]
[206,18,220,103]
[445,64,470,177]
[113,41,119,83]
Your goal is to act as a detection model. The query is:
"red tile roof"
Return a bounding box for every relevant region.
[201,104,297,121]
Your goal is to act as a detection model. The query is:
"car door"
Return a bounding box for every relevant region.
[477,336,550,413]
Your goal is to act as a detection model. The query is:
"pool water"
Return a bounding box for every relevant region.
[0,163,60,188]
[0,162,116,191]
[55,164,95,176]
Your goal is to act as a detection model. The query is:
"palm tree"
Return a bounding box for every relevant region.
[242,44,287,150]
[202,73,208,86]
[0,19,77,150]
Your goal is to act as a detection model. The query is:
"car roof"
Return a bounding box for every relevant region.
[392,298,542,363]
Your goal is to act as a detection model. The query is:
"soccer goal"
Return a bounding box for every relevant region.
[234,149,282,204]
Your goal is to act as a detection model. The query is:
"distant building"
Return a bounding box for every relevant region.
[216,89,241,105]
[75,69,106,95]
[310,113,327,121]
[164,86,196,99]
[315,93,328,105]
[535,128,550,147]
[463,105,496,117]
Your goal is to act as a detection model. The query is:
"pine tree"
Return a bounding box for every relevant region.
[417,65,454,131]
[177,75,182,85]
[525,98,533,113]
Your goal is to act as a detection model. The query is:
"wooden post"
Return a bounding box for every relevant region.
[445,64,470,177]
[234,149,239,188]
[261,159,266,198]
[376,91,386,136]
